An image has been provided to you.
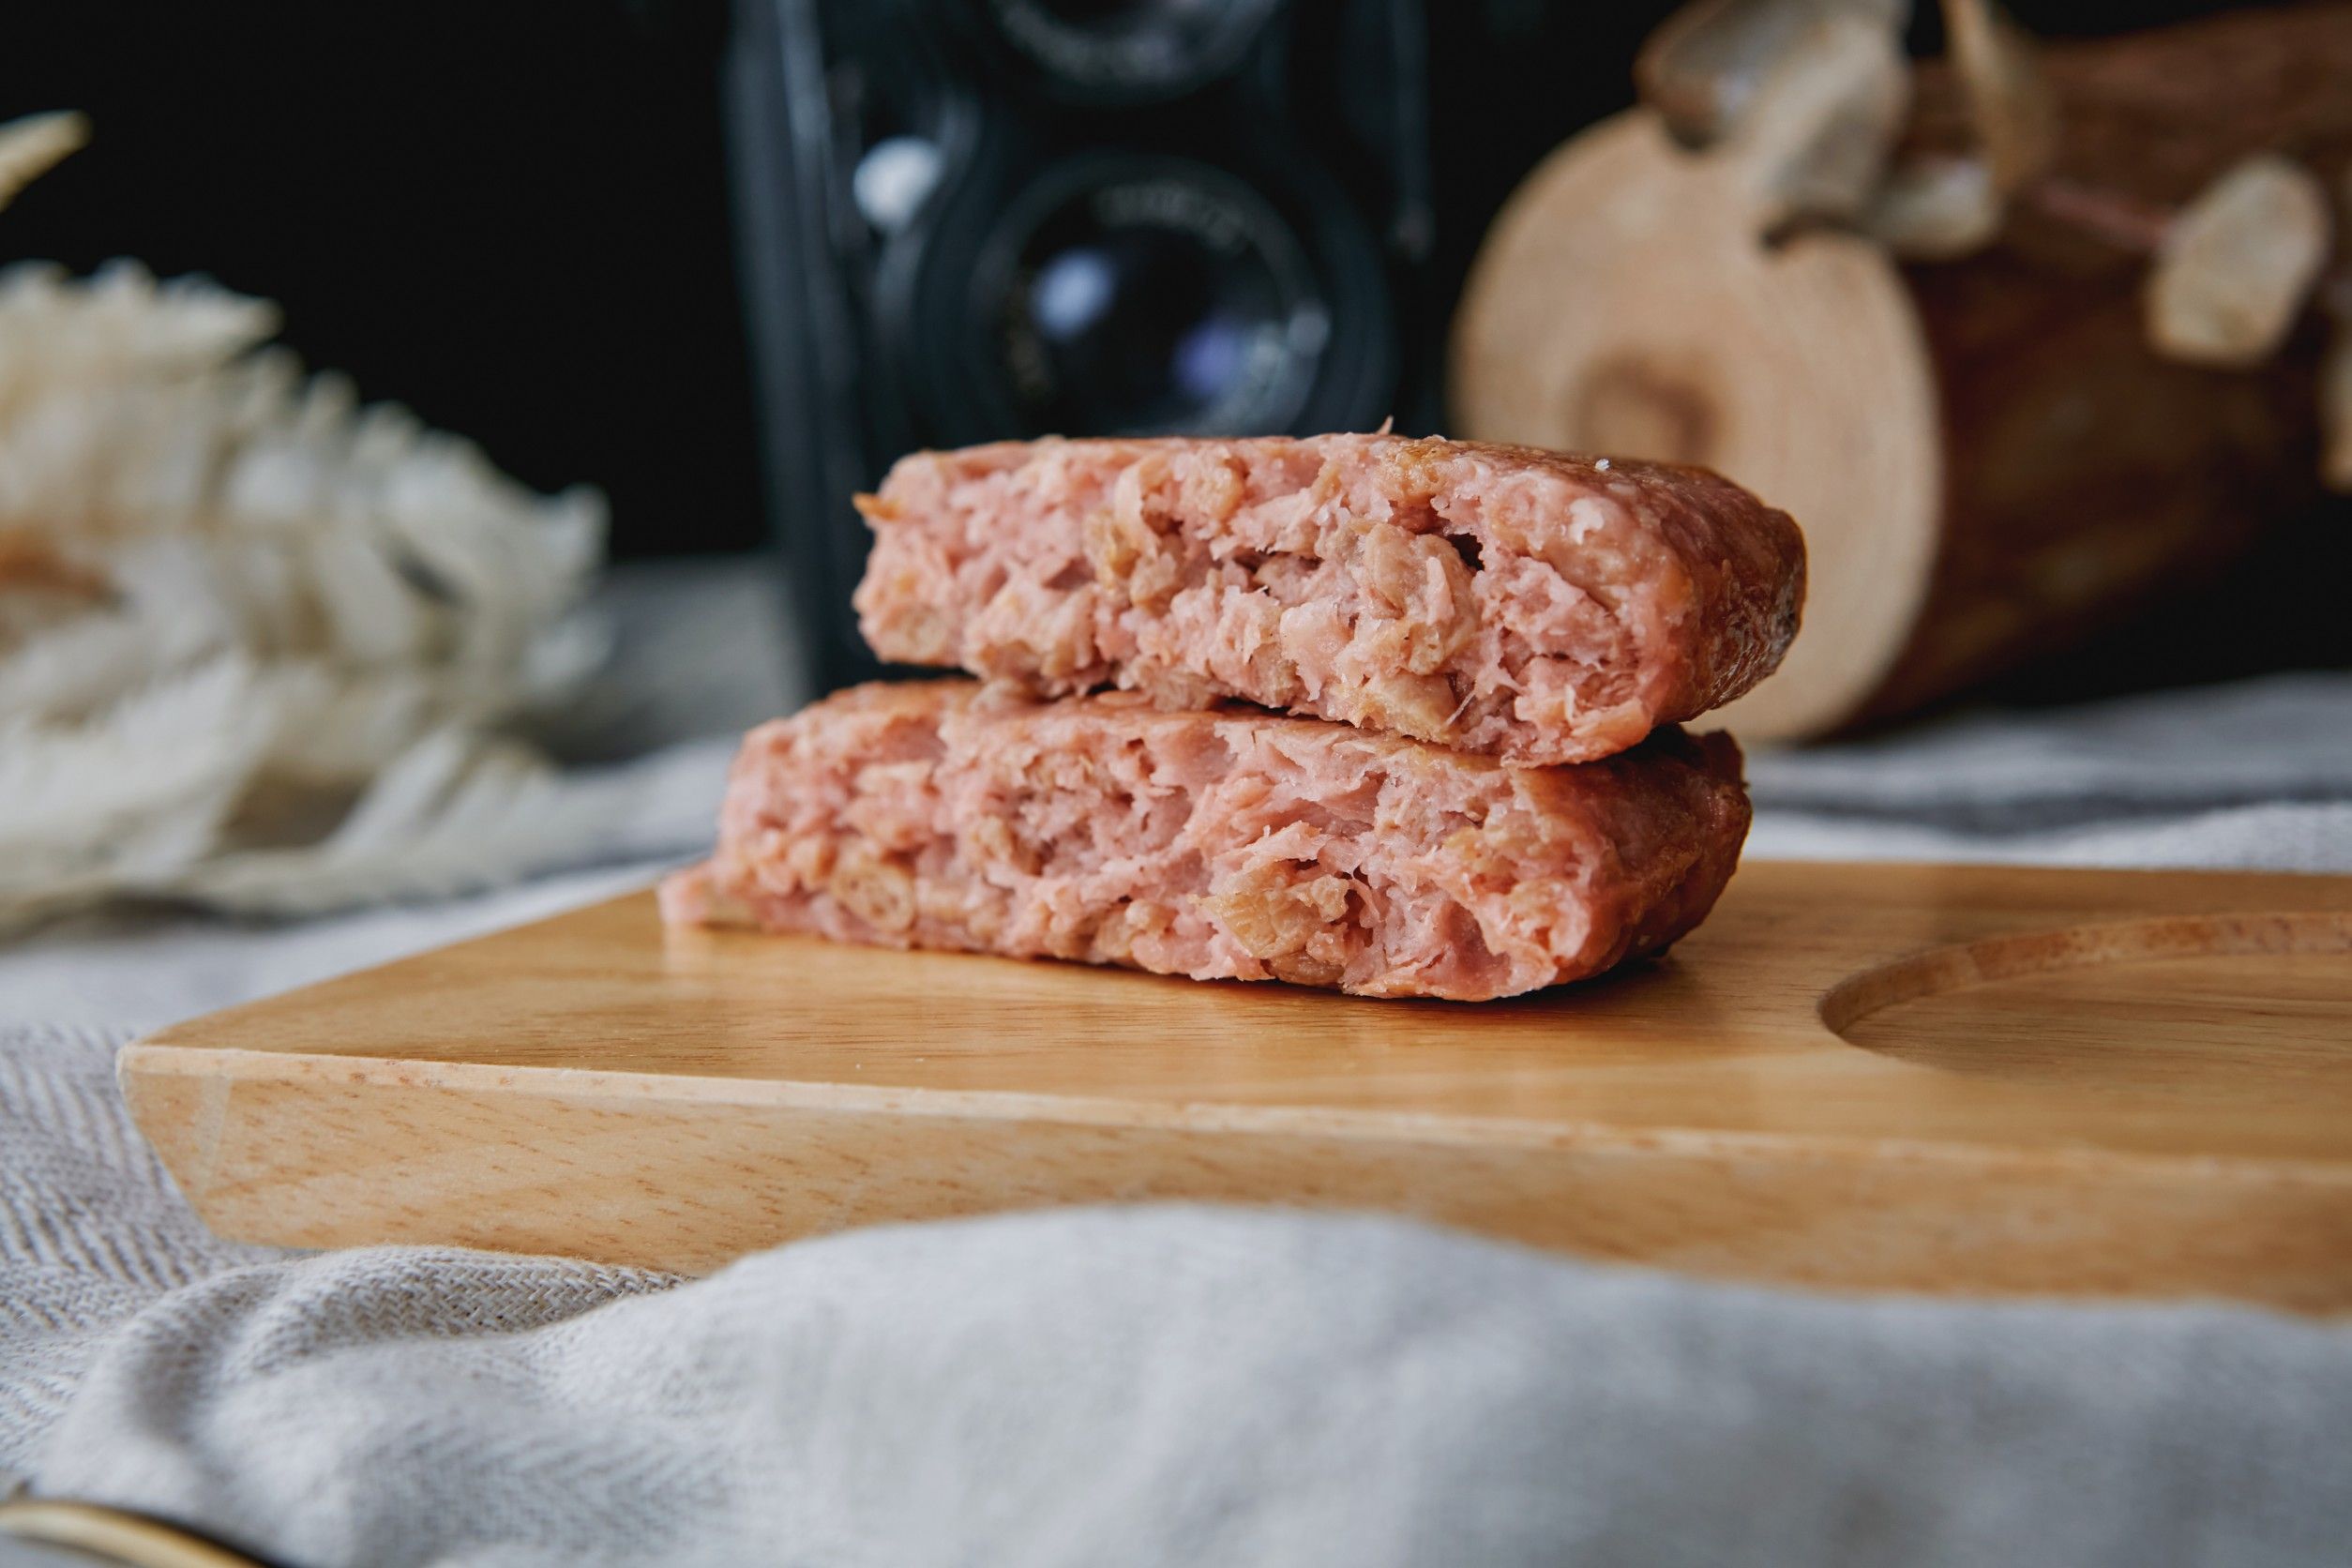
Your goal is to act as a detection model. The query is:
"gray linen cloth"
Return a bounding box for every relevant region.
[5,565,2350,1565]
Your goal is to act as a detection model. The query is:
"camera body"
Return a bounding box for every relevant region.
[727,0,1436,689]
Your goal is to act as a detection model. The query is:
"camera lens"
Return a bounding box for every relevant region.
[983,0,1284,101]
[983,160,1326,436]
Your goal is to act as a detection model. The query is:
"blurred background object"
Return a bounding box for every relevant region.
[5,0,2346,734]
[723,0,1633,688]
[0,116,632,929]
[1455,0,2352,741]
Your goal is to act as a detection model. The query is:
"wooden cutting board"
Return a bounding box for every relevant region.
[120,860,2352,1310]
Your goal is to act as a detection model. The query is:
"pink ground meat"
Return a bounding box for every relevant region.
[852,433,1803,766]
[661,681,1751,1002]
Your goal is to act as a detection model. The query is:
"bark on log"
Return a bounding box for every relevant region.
[1451,2,2352,739]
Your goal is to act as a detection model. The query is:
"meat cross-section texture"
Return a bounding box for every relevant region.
[661,681,1752,1002]
[852,433,1804,766]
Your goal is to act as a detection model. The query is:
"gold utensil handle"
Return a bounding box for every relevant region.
[0,1500,274,1568]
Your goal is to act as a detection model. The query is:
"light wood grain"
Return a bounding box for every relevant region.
[1453,108,1941,740]
[120,860,2352,1309]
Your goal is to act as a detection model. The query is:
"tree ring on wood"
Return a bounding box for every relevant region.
[1451,110,1941,741]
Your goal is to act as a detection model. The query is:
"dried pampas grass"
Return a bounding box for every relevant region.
[1,113,619,929]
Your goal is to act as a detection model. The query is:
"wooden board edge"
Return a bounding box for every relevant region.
[116,1039,2352,1190]
[113,1047,2352,1309]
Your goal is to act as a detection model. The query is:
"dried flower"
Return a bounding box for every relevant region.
[0,114,616,927]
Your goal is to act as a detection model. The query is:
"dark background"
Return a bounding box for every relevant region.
[4,2,760,556]
[5,0,2342,702]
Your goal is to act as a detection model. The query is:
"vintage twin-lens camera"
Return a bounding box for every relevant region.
[726,0,1439,689]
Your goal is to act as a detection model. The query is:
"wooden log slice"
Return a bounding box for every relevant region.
[1453,110,1941,738]
[1452,3,2352,739]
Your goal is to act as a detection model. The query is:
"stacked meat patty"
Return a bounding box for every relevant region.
[664,433,1805,1001]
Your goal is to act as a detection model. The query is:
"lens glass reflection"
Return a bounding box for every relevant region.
[997,176,1313,435]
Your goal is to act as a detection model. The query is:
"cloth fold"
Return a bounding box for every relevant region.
[26,1201,2352,1568]
[1744,672,2352,870]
